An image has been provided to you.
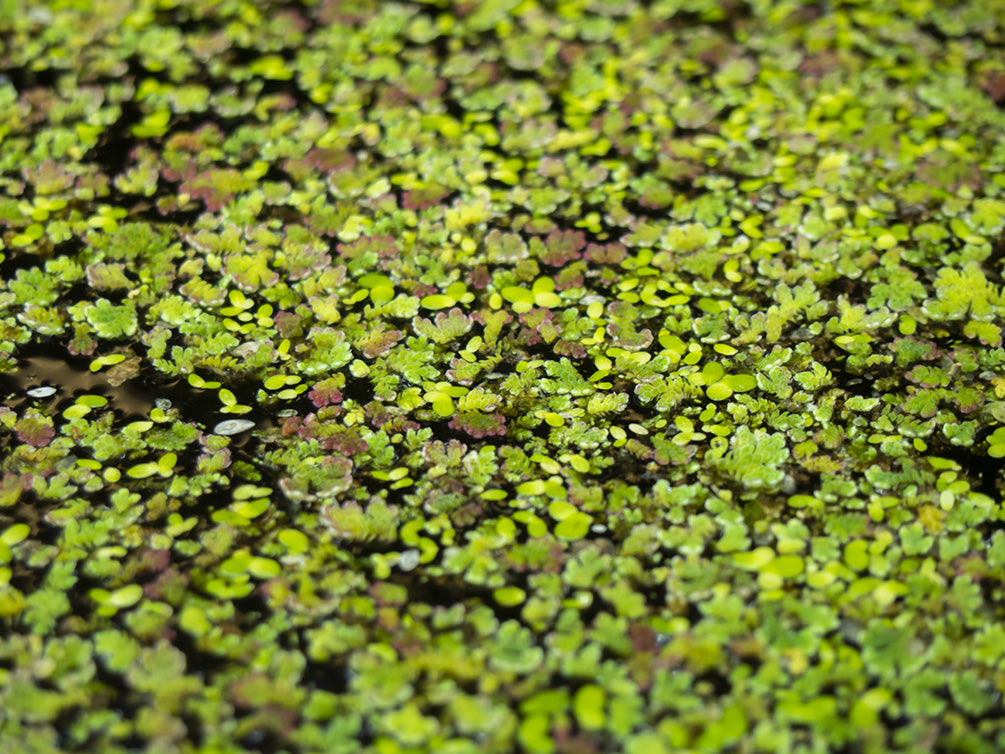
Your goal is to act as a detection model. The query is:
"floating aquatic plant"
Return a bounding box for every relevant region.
[1,1,1005,753]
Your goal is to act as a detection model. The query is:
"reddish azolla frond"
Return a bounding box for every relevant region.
[891,336,940,365]
[980,70,1005,103]
[321,428,369,455]
[21,159,74,195]
[142,566,190,603]
[468,265,492,289]
[606,321,653,351]
[163,123,226,157]
[306,147,356,174]
[637,178,675,210]
[308,378,343,408]
[283,149,354,184]
[956,386,985,414]
[445,358,480,385]
[553,263,586,290]
[535,229,586,267]
[336,234,398,261]
[354,328,404,359]
[364,401,394,429]
[283,413,370,454]
[382,415,421,434]
[282,414,310,438]
[905,365,950,389]
[68,325,98,356]
[449,412,507,439]
[516,309,560,346]
[402,185,450,211]
[623,438,654,460]
[0,472,32,508]
[274,311,304,339]
[402,280,438,298]
[502,538,566,575]
[75,169,112,198]
[279,243,332,281]
[86,263,133,291]
[183,168,257,212]
[584,242,627,264]
[483,229,529,264]
[196,447,232,474]
[16,410,56,448]
[554,340,587,359]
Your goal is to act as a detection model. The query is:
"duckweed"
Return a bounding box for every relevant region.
[2,1,1005,752]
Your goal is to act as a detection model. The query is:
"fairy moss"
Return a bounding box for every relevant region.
[3,0,1005,752]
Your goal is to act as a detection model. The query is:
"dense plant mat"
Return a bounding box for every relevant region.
[2,0,1005,751]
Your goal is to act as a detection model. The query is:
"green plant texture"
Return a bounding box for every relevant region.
[3,1,1005,752]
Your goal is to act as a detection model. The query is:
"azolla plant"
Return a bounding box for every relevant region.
[3,0,1005,752]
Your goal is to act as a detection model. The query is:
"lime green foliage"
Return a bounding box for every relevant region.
[714,426,790,491]
[80,299,138,339]
[3,0,1005,752]
[989,427,1005,458]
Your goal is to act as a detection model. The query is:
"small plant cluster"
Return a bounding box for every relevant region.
[2,0,1005,752]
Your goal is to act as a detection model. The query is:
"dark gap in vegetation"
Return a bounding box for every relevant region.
[149,7,204,35]
[256,76,316,113]
[322,535,407,562]
[386,569,491,610]
[817,342,900,389]
[622,197,677,221]
[6,559,43,595]
[591,450,662,492]
[51,236,87,262]
[178,712,207,750]
[439,94,467,123]
[26,509,69,553]
[52,708,133,753]
[917,22,952,44]
[817,275,871,304]
[230,586,272,622]
[234,724,288,754]
[163,110,246,138]
[57,571,106,623]
[66,279,121,304]
[150,465,247,529]
[985,229,1005,285]
[0,248,48,279]
[572,589,614,627]
[301,655,352,695]
[223,44,270,69]
[3,65,60,93]
[357,476,406,509]
[927,432,1005,501]
[340,374,374,406]
[637,578,668,610]
[260,163,294,187]
[356,715,375,748]
[171,625,234,683]
[295,628,351,695]
[84,659,147,728]
[86,101,145,180]
[5,346,158,420]
[693,667,733,696]
[145,197,206,227]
